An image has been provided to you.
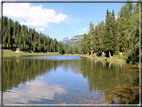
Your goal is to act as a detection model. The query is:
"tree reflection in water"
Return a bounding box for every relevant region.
[3,56,139,104]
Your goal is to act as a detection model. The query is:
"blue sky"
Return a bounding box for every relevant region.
[3,1,137,41]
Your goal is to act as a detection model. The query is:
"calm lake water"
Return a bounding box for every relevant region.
[2,55,139,104]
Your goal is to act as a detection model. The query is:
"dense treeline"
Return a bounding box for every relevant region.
[79,1,140,64]
[2,16,75,54]
[2,15,83,54]
[2,15,82,54]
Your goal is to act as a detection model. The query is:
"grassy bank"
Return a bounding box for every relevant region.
[1,49,81,57]
[0,51,134,65]
[2,52,59,57]
[1,49,58,57]
[80,54,129,65]
[64,54,80,56]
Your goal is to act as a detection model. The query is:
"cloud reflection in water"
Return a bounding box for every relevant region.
[3,76,66,104]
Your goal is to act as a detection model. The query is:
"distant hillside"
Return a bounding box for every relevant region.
[67,35,84,47]
[59,37,69,44]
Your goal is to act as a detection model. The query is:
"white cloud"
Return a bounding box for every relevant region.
[83,27,86,31]
[3,3,68,27]
[35,27,44,31]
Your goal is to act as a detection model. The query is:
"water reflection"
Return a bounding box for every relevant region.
[102,62,106,68]
[80,58,139,103]
[3,76,66,104]
[109,62,112,69]
[11,55,81,61]
[2,56,139,104]
[120,65,122,71]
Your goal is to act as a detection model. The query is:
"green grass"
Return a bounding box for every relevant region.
[2,52,58,57]
[80,54,126,64]
[64,53,80,56]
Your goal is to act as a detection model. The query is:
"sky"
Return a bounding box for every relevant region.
[2,0,138,41]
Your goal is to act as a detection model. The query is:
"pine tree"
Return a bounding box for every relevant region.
[19,25,24,50]
[77,43,81,54]
[94,26,100,57]
[86,35,91,55]
[38,35,41,52]
[11,20,16,47]
[89,22,95,55]
[64,43,69,54]
[111,9,117,54]
[53,38,57,52]
[103,9,113,58]
[2,17,8,48]
[127,1,139,63]
[81,38,86,54]
[7,18,11,48]
[58,42,64,54]
[73,44,77,54]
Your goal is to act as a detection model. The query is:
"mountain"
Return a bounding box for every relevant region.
[67,35,84,47]
[59,37,69,44]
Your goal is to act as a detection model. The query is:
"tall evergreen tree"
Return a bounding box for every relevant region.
[103,9,113,58]
[93,26,100,57]
[89,22,95,55]
[127,1,139,63]
[81,38,86,54]
[73,44,77,54]
[110,9,117,54]
[7,18,11,48]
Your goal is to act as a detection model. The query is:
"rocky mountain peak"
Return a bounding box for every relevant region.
[59,37,69,44]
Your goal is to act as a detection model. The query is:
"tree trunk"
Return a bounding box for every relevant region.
[120,52,122,57]
[102,51,105,57]
[94,52,97,58]
[109,51,112,58]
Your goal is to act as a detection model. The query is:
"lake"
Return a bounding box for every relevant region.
[2,55,139,105]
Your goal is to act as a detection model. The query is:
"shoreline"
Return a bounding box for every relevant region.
[80,55,141,68]
[1,52,140,67]
[80,55,126,64]
[2,52,58,57]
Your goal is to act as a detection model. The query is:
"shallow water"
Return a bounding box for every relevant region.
[2,55,139,104]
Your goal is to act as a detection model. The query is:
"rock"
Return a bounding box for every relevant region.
[67,35,84,47]
[15,48,20,53]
